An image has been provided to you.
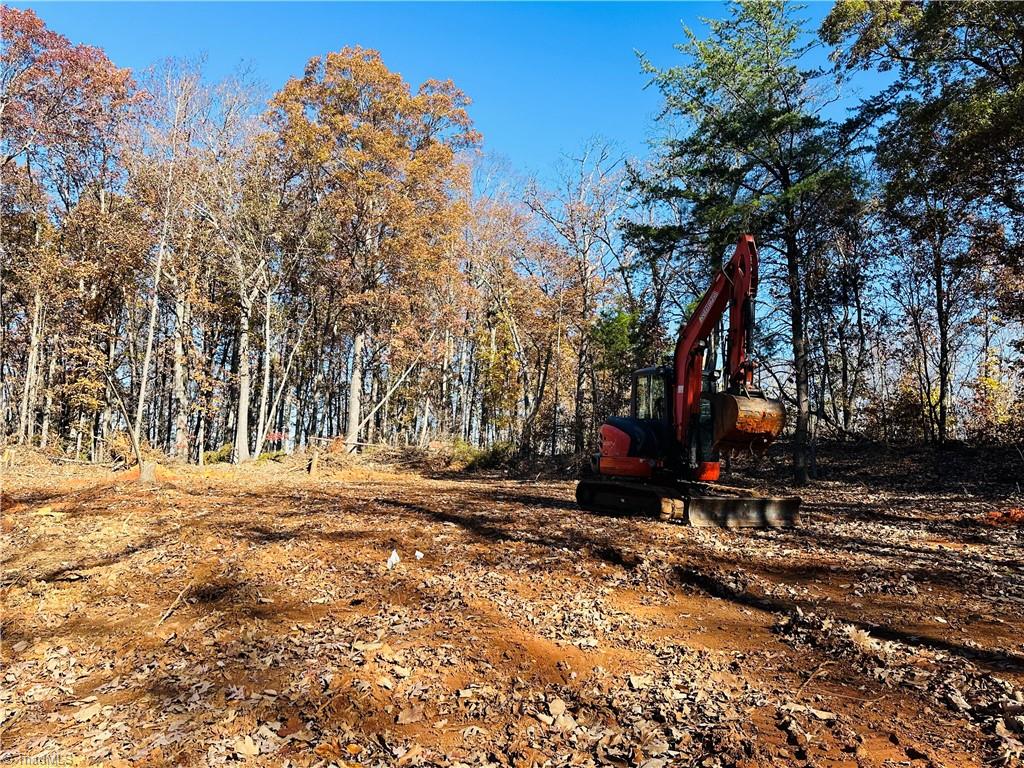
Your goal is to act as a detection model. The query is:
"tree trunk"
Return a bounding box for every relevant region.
[132,219,169,450]
[17,290,42,444]
[418,398,430,447]
[255,287,272,451]
[842,270,869,435]
[933,245,949,443]
[234,301,252,462]
[785,231,810,485]
[838,298,852,433]
[346,329,365,448]
[172,290,190,461]
[573,338,587,455]
[552,296,563,456]
[100,334,115,449]
[293,377,305,450]
[367,368,379,443]
[381,371,392,443]
[74,410,83,458]
[520,347,551,457]
[39,337,57,449]
[279,384,292,452]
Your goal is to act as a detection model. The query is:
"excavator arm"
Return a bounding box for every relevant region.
[673,234,785,460]
[672,233,759,448]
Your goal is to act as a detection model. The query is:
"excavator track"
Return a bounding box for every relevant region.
[575,478,799,528]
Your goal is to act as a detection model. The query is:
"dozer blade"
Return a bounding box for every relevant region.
[576,478,800,528]
[679,494,800,528]
[712,392,786,453]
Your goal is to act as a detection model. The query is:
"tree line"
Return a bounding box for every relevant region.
[3,1,1022,483]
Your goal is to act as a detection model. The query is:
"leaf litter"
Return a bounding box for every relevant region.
[1,459,1021,766]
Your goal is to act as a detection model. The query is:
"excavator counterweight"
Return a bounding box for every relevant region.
[576,234,800,528]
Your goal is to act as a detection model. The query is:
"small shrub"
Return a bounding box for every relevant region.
[465,441,515,471]
[107,430,135,464]
[448,439,481,470]
[258,450,288,462]
[204,443,234,464]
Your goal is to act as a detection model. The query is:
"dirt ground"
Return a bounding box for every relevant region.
[2,447,1023,767]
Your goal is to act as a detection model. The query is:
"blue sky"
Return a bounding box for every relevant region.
[21,2,840,179]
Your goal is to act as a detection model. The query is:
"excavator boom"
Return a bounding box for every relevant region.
[673,234,784,454]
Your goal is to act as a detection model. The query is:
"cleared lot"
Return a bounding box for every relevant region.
[2,456,1022,766]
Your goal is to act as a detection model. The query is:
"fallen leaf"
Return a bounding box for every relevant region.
[397,704,424,724]
[233,735,259,758]
[554,713,577,732]
[314,740,343,760]
[278,715,303,738]
[629,673,652,690]
[75,702,102,722]
[397,744,424,765]
[780,702,837,722]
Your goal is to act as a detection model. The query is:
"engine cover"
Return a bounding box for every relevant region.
[599,421,633,458]
[596,417,675,479]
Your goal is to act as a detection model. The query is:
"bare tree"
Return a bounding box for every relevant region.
[526,138,624,453]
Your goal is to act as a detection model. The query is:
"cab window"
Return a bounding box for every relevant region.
[635,373,667,421]
[635,375,651,419]
[652,385,666,421]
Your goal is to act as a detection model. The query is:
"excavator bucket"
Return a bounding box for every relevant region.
[712,392,786,453]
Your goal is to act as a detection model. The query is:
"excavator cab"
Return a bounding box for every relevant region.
[596,366,725,481]
[594,367,673,479]
[691,375,720,469]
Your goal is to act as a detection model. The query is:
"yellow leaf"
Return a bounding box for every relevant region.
[74,701,102,722]
[233,735,259,758]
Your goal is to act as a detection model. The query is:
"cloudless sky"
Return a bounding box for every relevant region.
[20,2,841,180]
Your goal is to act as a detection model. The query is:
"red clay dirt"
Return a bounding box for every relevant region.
[1,456,1022,767]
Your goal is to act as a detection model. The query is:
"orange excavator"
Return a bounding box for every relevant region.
[576,234,800,526]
